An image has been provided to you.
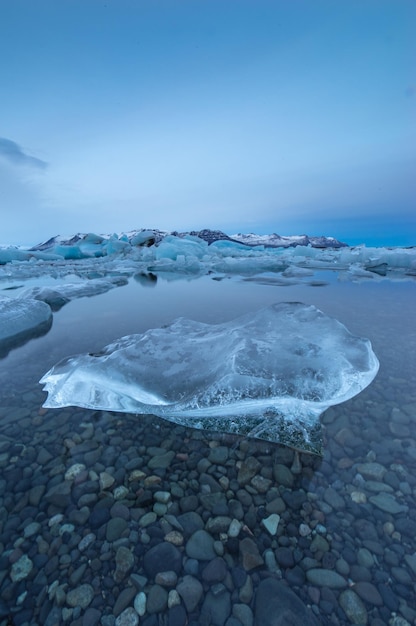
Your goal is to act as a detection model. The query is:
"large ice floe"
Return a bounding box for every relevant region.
[40,303,379,454]
[0,296,53,357]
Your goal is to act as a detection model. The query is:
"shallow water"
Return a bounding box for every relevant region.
[0,272,415,625]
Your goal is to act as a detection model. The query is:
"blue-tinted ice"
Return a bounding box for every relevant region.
[40,303,379,453]
[0,296,52,357]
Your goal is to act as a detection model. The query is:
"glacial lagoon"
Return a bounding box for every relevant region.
[0,251,415,625]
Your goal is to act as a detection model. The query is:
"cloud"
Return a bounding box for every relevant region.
[0,137,47,169]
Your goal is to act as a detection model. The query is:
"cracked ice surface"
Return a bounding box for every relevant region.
[40,303,379,453]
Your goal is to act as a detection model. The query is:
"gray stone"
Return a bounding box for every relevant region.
[106,517,128,542]
[391,566,413,585]
[44,607,63,626]
[114,546,134,582]
[206,516,233,534]
[147,584,168,613]
[323,487,345,510]
[239,537,264,571]
[201,586,231,626]
[143,541,182,577]
[113,587,137,616]
[254,578,320,626]
[10,554,33,582]
[66,584,94,609]
[29,484,46,506]
[353,581,383,606]
[186,529,216,560]
[369,493,407,514]
[357,548,374,568]
[261,514,280,536]
[356,462,386,481]
[208,446,229,465]
[237,457,261,485]
[45,480,72,507]
[148,451,175,469]
[155,570,178,587]
[82,607,101,626]
[115,607,139,626]
[306,568,348,588]
[265,496,286,514]
[202,557,228,583]
[339,589,368,624]
[310,534,329,553]
[70,563,87,586]
[404,553,416,575]
[177,574,203,612]
[23,521,41,538]
[233,602,254,626]
[273,463,294,487]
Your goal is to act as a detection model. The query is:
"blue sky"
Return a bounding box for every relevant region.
[1,0,415,246]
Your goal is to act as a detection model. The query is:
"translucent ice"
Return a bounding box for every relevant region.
[40,303,379,453]
[0,296,52,357]
[18,276,128,310]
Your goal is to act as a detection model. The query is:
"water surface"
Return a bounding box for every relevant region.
[0,273,415,625]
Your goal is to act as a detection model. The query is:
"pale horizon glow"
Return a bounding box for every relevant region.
[1,0,415,247]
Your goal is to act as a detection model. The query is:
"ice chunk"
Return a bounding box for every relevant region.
[18,276,128,310]
[40,303,379,453]
[0,296,52,357]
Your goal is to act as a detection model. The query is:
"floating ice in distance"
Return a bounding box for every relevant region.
[18,276,128,310]
[0,296,52,357]
[40,303,379,453]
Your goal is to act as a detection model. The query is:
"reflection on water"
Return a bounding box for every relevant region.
[0,273,415,625]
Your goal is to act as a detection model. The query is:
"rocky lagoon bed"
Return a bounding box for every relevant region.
[0,248,415,626]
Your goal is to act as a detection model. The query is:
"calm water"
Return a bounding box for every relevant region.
[0,272,415,625]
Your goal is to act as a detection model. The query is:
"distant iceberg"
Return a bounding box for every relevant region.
[40,303,379,453]
[1,229,415,283]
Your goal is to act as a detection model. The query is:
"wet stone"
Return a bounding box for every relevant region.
[201,556,227,583]
[83,607,101,626]
[66,584,94,609]
[237,457,261,485]
[148,451,175,469]
[356,462,386,481]
[339,589,368,624]
[113,587,137,616]
[201,585,231,626]
[273,463,294,488]
[353,581,383,606]
[106,517,128,542]
[155,570,178,587]
[115,607,139,626]
[177,574,203,612]
[208,446,229,464]
[323,487,345,510]
[143,541,182,578]
[255,578,320,626]
[306,568,348,588]
[147,584,168,613]
[239,537,264,571]
[10,554,33,582]
[261,513,280,536]
[186,529,216,560]
[369,493,407,514]
[114,546,134,582]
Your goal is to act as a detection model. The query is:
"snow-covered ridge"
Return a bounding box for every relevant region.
[230,232,346,248]
[28,228,347,253]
